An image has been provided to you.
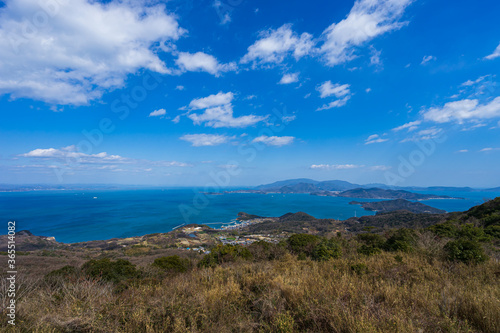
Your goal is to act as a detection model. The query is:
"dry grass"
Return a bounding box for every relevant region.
[1,250,499,333]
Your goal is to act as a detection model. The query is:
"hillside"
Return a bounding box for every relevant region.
[350,199,446,214]
[1,198,499,332]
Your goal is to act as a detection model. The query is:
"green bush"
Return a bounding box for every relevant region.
[357,233,385,247]
[312,239,342,261]
[384,228,417,252]
[350,263,369,275]
[287,234,320,256]
[248,240,288,261]
[152,255,190,272]
[458,223,491,242]
[198,244,253,268]
[82,258,140,283]
[444,239,488,264]
[357,244,381,256]
[428,222,459,238]
[485,225,500,239]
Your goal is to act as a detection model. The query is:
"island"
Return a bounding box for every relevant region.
[349,199,446,214]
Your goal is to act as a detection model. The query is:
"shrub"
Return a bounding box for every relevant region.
[152,255,190,272]
[356,233,385,247]
[458,223,491,242]
[428,222,459,238]
[357,244,381,256]
[312,239,342,261]
[248,241,288,261]
[350,263,369,275]
[485,225,500,239]
[444,239,488,264]
[45,265,78,279]
[384,228,417,252]
[198,244,252,268]
[287,234,320,256]
[82,258,140,283]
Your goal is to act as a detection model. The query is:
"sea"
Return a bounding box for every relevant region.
[1,188,499,243]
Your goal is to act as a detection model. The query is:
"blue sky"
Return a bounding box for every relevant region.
[0,0,499,187]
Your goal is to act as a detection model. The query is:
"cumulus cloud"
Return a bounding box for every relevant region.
[315,81,351,110]
[240,24,314,66]
[186,92,267,128]
[320,0,414,66]
[149,109,166,117]
[20,145,128,163]
[485,43,500,60]
[180,134,233,147]
[479,147,500,152]
[310,164,360,170]
[0,0,185,105]
[175,52,237,76]
[365,134,388,144]
[251,135,295,147]
[18,146,190,171]
[188,92,234,110]
[421,97,500,123]
[279,73,299,84]
[317,81,351,98]
[241,0,413,69]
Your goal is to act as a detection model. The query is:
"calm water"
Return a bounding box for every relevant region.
[1,188,499,243]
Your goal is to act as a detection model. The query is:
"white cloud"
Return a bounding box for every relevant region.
[422,97,500,123]
[370,165,391,171]
[20,145,128,163]
[0,0,185,105]
[19,145,191,169]
[485,43,500,60]
[180,134,232,147]
[310,164,360,170]
[457,149,468,153]
[188,92,234,110]
[315,81,351,110]
[240,24,314,66]
[175,85,185,91]
[421,55,436,65]
[188,104,267,128]
[186,92,267,128]
[369,46,382,68]
[279,73,299,84]
[176,52,237,76]
[316,96,351,111]
[365,134,388,144]
[213,1,231,25]
[320,0,413,66]
[317,81,351,98]
[392,120,421,132]
[281,115,296,123]
[400,127,443,142]
[479,147,500,152]
[172,115,181,123]
[149,108,166,117]
[251,135,295,147]
[461,75,489,87]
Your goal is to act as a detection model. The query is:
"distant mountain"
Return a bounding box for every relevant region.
[338,188,456,200]
[255,179,319,190]
[252,179,500,193]
[350,199,446,214]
